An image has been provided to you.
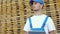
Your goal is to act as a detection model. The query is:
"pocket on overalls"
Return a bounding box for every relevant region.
[28,31,46,34]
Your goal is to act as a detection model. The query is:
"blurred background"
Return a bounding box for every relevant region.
[0,0,60,34]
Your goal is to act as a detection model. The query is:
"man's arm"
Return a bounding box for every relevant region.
[24,31,28,34]
[49,30,56,34]
[23,18,30,34]
[47,17,56,34]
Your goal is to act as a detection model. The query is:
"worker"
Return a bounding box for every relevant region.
[23,0,56,34]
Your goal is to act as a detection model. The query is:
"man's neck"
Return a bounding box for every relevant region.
[34,10,42,16]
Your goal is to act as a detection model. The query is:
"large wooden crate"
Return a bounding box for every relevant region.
[0,0,60,34]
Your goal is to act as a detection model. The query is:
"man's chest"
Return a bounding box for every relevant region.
[30,18,45,28]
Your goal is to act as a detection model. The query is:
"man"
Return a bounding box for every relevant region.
[23,0,56,34]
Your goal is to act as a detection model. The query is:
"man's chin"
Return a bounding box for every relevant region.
[33,10,39,11]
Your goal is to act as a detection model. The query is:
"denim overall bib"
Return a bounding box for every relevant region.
[28,16,48,34]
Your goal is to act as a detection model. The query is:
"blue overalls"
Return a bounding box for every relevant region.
[28,16,49,34]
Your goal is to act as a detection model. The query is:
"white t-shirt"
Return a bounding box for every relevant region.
[23,14,56,34]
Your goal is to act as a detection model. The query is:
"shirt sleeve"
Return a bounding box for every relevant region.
[47,17,56,32]
[23,18,30,32]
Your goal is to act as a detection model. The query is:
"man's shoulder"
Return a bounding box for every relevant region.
[28,14,50,19]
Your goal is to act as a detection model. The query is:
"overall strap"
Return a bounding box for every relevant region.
[29,17,32,28]
[29,16,49,28]
[41,16,49,28]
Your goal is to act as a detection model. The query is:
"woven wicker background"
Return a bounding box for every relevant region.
[0,0,60,34]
